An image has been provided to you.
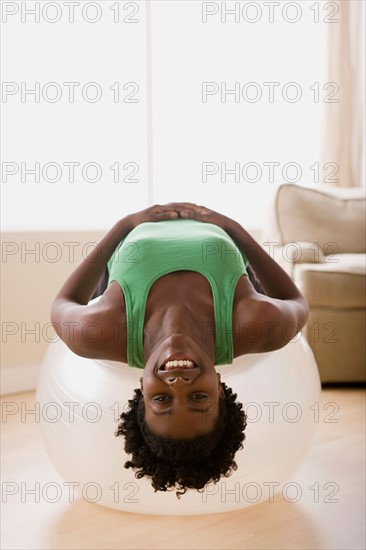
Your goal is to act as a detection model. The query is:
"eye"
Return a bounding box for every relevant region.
[190,394,208,401]
[153,395,170,402]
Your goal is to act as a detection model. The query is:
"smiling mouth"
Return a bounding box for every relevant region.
[158,352,199,371]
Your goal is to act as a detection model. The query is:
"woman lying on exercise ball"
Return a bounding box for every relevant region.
[51,202,309,497]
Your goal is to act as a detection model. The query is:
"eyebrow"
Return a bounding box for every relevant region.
[152,407,213,416]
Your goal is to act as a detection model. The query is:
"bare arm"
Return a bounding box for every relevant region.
[225,220,309,350]
[224,220,306,302]
[169,203,309,352]
[50,205,181,355]
[52,218,132,309]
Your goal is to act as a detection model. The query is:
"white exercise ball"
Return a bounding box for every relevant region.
[36,332,321,515]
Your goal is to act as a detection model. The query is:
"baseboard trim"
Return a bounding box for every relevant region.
[0,364,41,396]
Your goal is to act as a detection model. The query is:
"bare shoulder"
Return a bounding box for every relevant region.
[233,278,308,356]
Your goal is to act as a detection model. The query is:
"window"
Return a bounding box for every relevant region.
[1,0,326,230]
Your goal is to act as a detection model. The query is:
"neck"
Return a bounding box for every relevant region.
[143,303,216,369]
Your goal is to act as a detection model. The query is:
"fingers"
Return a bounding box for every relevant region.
[162,211,178,218]
[150,203,210,221]
[179,209,193,218]
[153,209,178,218]
[161,202,200,210]
[161,202,210,216]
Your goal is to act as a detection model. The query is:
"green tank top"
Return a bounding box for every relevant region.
[107,219,249,368]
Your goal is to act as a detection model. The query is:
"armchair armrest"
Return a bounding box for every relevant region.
[262,241,325,280]
[285,241,325,264]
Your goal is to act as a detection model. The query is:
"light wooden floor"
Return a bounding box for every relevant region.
[1,388,365,550]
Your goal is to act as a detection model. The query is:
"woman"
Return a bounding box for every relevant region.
[51,202,309,496]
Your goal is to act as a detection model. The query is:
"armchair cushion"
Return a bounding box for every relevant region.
[263,184,366,253]
[293,254,366,308]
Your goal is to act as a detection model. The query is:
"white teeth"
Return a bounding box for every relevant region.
[164,359,194,369]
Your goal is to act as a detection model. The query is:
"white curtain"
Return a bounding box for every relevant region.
[320,0,365,188]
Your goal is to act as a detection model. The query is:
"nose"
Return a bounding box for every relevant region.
[158,367,200,384]
[166,374,191,385]
[160,368,196,384]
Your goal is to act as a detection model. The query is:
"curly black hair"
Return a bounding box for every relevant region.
[115,382,247,498]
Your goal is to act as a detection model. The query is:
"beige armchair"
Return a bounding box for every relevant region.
[261,183,366,383]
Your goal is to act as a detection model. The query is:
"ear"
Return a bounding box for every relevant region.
[139,377,143,392]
